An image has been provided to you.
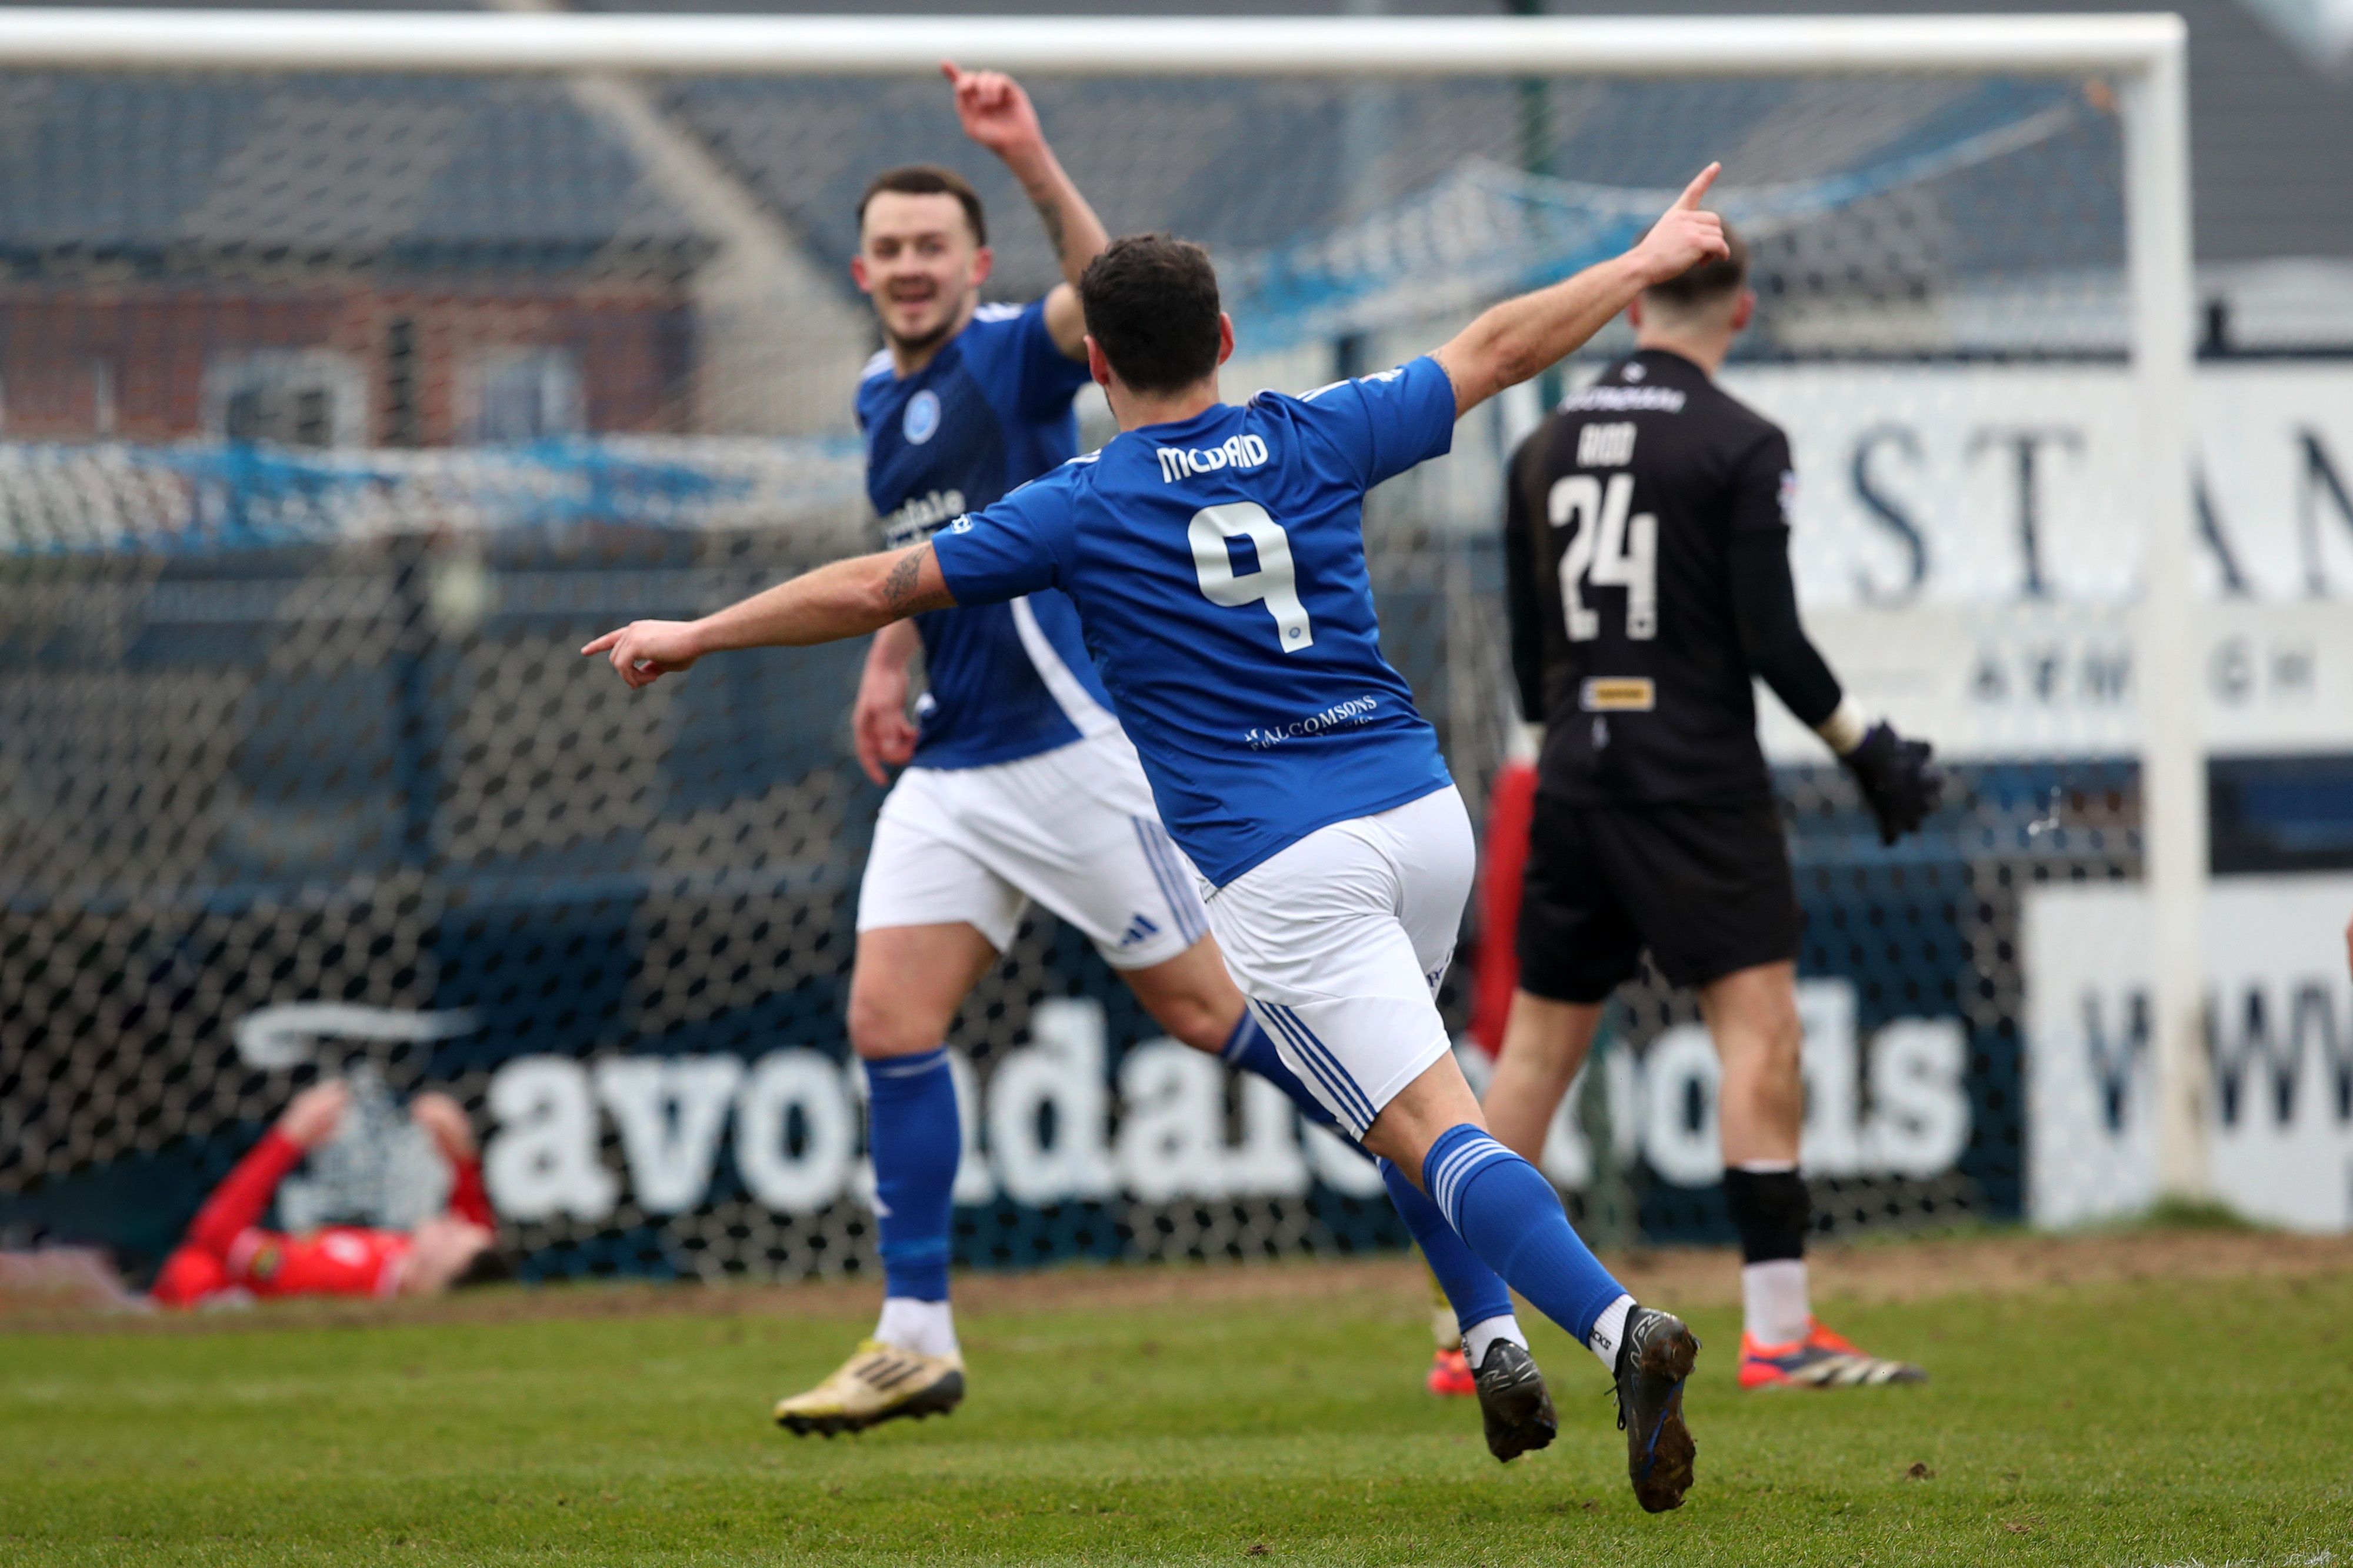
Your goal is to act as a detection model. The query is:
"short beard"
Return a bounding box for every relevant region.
[882,314,956,358]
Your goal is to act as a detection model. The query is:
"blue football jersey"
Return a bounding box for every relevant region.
[858,299,1117,769]
[929,355,1460,885]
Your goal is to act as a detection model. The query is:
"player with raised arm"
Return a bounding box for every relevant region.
[762,64,1540,1450]
[587,166,1734,1513]
[1488,222,1939,1390]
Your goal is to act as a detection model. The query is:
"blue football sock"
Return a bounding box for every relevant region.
[1225,1016,1521,1342]
[863,1047,959,1302]
[1221,1010,1340,1132]
[1224,1012,1518,1337]
[1380,1156,1515,1336]
[1424,1123,1628,1347]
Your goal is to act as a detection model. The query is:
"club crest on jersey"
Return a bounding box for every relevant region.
[902,389,942,445]
[1156,433,1269,484]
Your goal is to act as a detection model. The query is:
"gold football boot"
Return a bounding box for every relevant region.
[772,1339,966,1436]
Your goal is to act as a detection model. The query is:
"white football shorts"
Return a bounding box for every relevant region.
[1202,784,1477,1139]
[856,728,1210,970]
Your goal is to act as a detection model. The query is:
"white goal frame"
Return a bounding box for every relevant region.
[0,8,2207,1201]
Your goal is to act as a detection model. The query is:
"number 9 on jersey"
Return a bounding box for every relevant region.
[1189,503,1315,652]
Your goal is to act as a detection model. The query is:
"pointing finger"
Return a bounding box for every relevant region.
[582,629,621,656]
[939,60,962,85]
[1673,162,1722,212]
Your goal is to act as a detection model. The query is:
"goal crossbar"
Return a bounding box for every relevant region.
[0,8,2185,78]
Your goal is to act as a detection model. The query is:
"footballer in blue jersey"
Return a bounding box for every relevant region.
[674,65,1527,1449]
[591,164,1734,1512]
[928,355,1461,887]
[857,294,1110,769]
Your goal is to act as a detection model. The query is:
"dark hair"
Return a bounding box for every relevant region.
[450,1247,516,1291]
[858,165,987,247]
[1643,219,1748,309]
[1078,234,1223,394]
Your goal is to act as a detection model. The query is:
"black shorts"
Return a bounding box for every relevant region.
[1515,792,1801,1003]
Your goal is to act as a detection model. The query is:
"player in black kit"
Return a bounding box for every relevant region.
[1486,223,1939,1390]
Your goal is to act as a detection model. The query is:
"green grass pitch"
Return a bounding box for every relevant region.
[4,1246,2349,1566]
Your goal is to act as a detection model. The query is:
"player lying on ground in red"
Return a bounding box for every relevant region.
[152,1082,499,1307]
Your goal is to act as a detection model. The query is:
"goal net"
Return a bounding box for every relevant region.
[8,16,2312,1290]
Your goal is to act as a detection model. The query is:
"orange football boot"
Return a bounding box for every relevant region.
[1426,1345,1477,1396]
[1738,1319,1926,1389]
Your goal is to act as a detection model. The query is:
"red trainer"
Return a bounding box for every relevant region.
[1738,1320,1927,1389]
[1426,1346,1477,1397]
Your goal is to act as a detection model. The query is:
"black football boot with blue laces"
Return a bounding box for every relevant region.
[1613,1306,1699,1512]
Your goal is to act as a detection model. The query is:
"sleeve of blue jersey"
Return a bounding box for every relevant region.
[968,298,1092,421]
[1288,355,1457,489]
[928,470,1073,606]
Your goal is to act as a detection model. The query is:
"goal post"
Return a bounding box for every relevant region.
[1,13,2237,1278]
[2114,36,2205,1205]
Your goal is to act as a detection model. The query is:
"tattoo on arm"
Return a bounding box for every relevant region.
[1033,195,1071,262]
[881,545,930,613]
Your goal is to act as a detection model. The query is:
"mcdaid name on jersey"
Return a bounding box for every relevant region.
[1156,433,1269,484]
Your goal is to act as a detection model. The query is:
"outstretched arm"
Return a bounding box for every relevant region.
[1434,164,1729,418]
[582,544,955,689]
[944,61,1108,358]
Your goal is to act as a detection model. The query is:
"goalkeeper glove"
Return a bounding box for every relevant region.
[1841,721,1940,846]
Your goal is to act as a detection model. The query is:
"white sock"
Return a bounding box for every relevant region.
[1461,1314,1526,1371]
[1587,1293,1635,1374]
[1742,1259,1811,1348]
[874,1296,958,1360]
